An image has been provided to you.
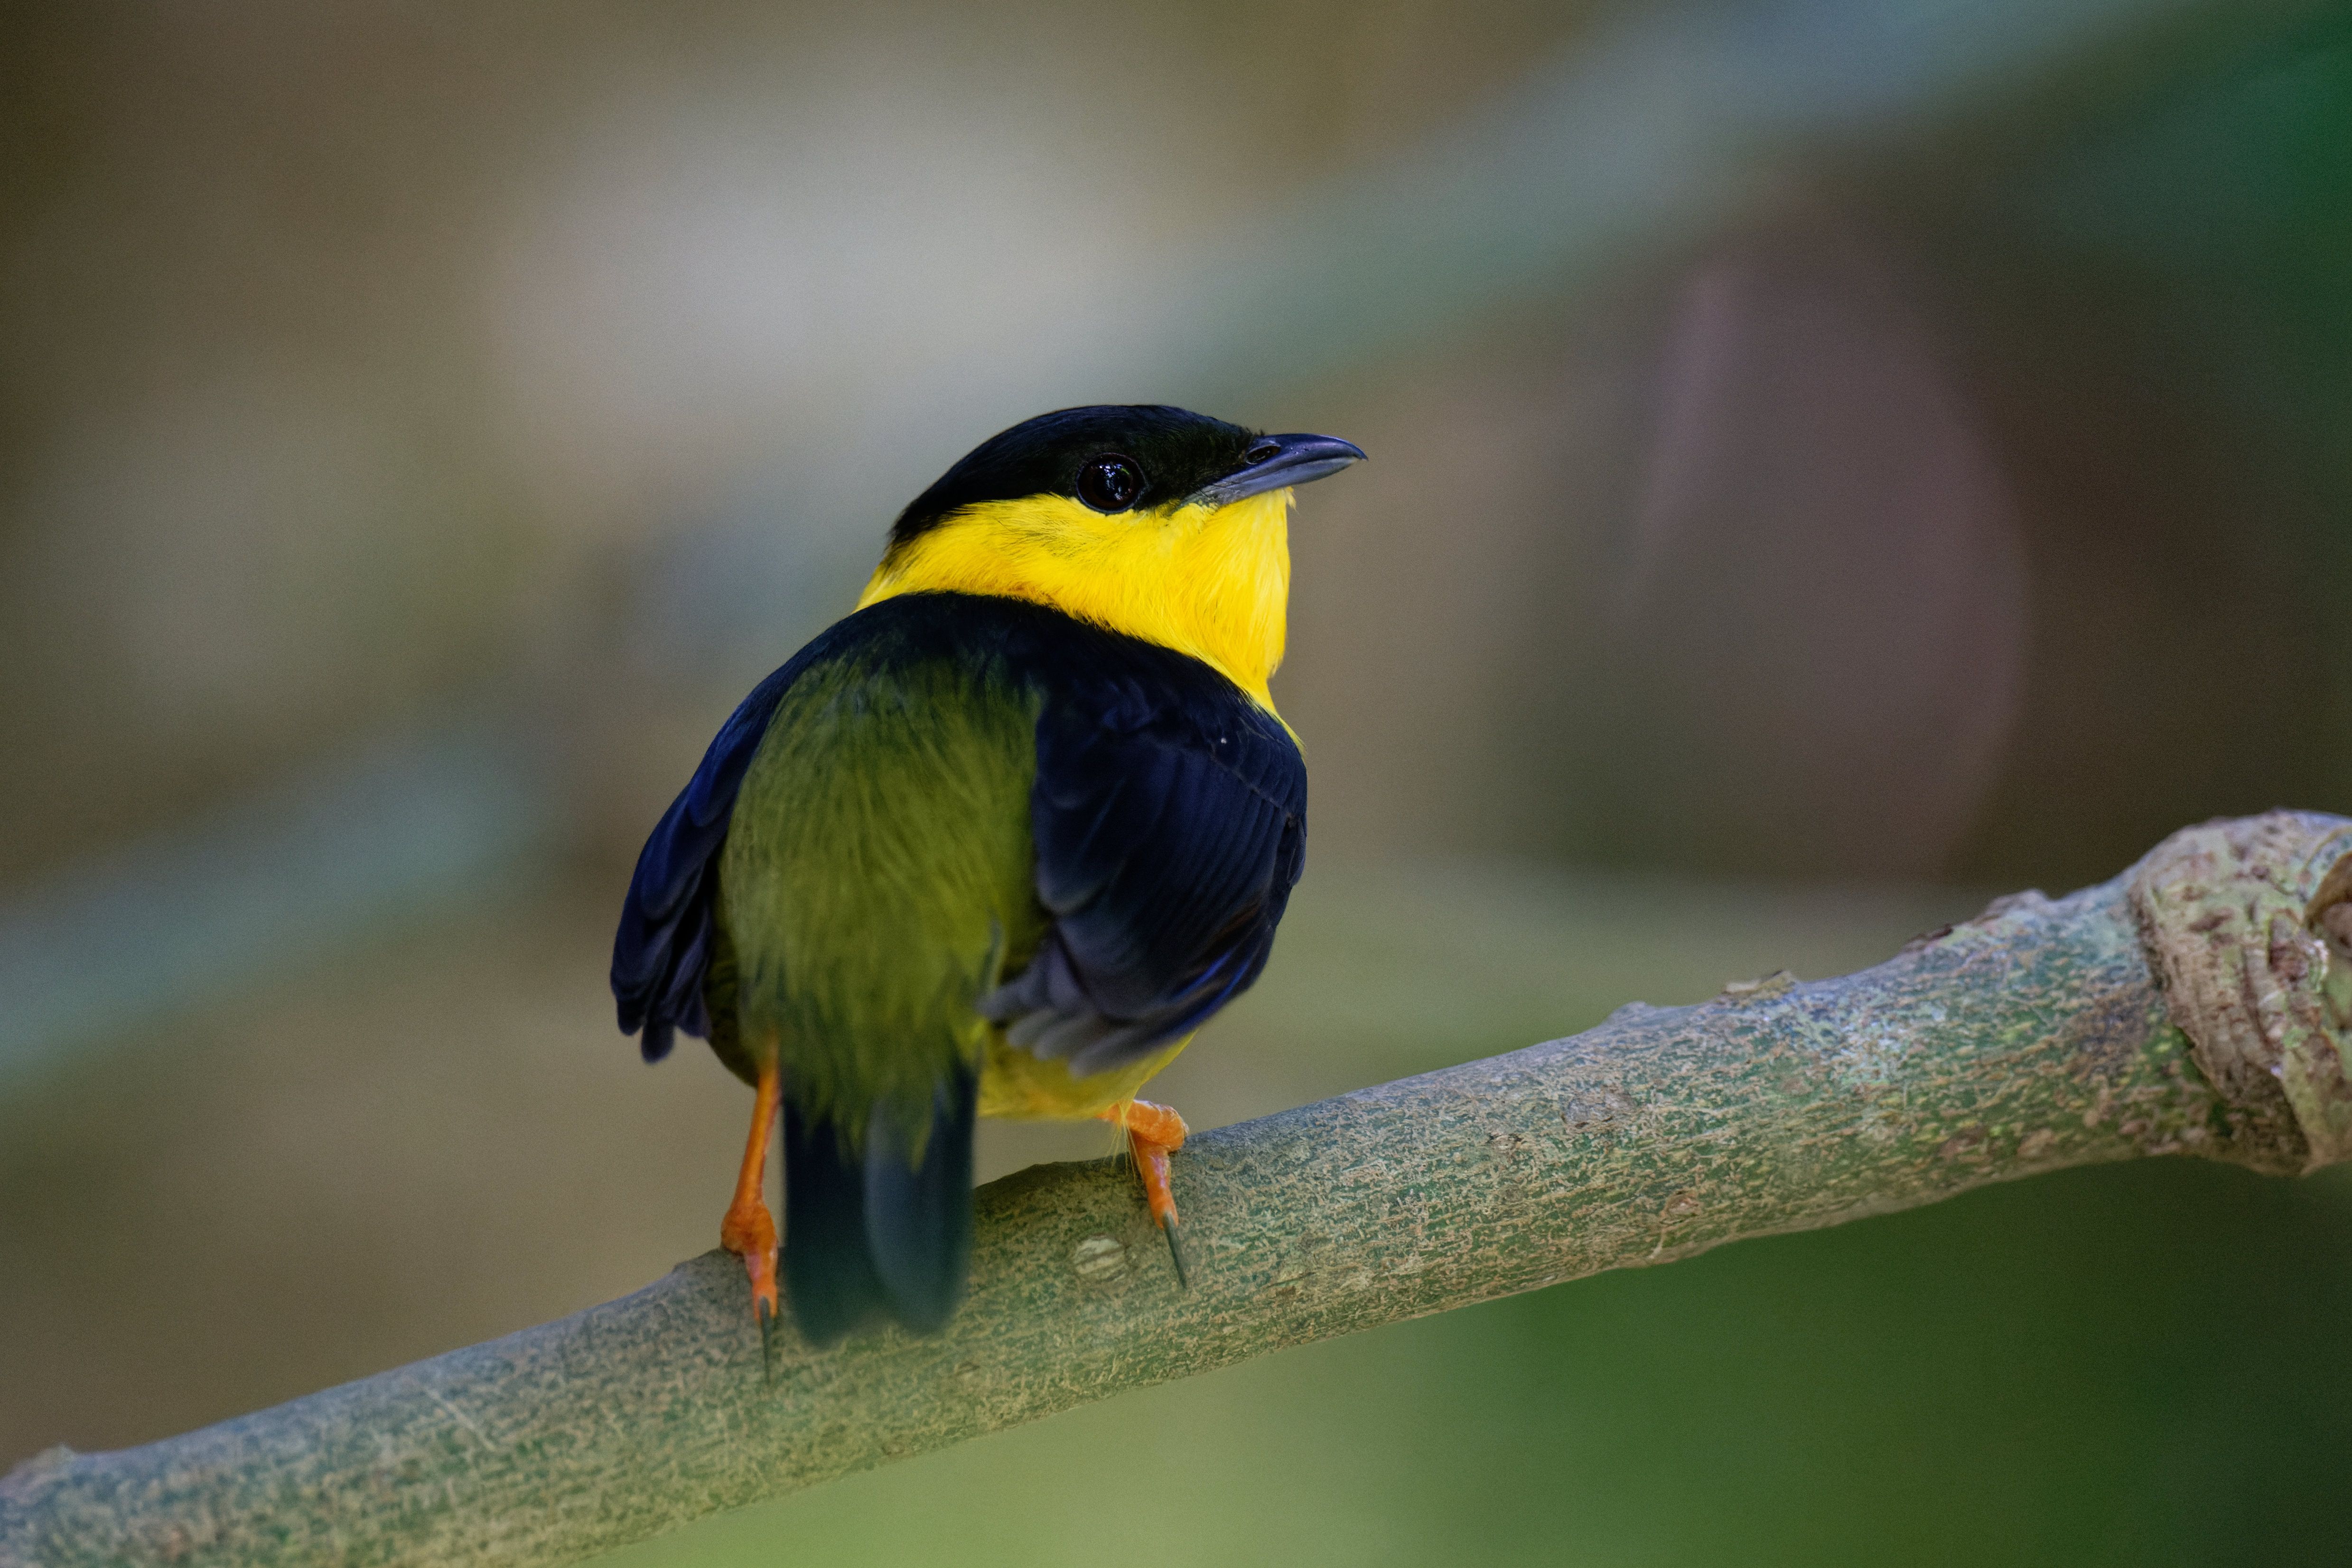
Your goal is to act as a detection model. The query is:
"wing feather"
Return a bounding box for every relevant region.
[982,658,1305,1076]
[609,646,823,1061]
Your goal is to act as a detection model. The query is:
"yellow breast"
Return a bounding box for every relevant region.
[976,1032,1193,1121]
[856,489,1294,712]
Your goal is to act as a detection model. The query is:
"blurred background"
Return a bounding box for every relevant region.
[3,0,2350,1562]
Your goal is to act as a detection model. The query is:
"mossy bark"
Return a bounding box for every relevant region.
[7,812,2350,1568]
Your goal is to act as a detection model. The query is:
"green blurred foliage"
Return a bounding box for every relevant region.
[1922,12,2352,885]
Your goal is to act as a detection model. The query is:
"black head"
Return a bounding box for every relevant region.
[887,405,1364,553]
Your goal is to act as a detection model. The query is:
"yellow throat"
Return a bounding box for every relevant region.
[855,488,1293,711]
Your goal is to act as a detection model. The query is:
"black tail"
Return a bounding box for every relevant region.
[782,1067,977,1346]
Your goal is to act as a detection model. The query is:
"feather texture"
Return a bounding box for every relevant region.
[609,652,817,1062]
[611,591,1305,1336]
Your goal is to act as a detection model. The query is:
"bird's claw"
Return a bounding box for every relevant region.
[1162,1215,1190,1290]
[721,1062,784,1379]
[737,1240,783,1383]
[1102,1099,1191,1287]
[741,1244,779,1319]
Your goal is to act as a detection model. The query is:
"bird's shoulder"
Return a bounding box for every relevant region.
[774,592,1297,769]
[610,590,1303,1064]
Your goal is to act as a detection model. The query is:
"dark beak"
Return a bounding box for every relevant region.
[1190,433,1367,508]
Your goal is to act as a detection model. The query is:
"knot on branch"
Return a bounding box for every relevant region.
[2130,811,2352,1174]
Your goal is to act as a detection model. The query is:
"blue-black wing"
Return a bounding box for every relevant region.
[610,650,816,1062]
[980,662,1306,1078]
[618,595,1307,1081]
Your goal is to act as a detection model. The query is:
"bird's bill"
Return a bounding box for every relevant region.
[1188,433,1366,507]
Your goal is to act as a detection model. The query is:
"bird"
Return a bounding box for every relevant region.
[610,404,1363,1345]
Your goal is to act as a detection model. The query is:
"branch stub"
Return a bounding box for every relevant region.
[2128,811,2352,1174]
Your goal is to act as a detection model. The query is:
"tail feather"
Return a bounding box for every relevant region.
[864,1068,977,1334]
[782,1067,978,1346]
[781,1105,890,1346]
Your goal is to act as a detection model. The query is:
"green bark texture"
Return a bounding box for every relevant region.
[7,811,2352,1568]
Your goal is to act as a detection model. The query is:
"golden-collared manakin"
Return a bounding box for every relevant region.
[610,405,1363,1344]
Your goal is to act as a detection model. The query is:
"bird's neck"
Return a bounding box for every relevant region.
[856,491,1292,710]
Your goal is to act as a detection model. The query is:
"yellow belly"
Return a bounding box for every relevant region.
[977,1032,1191,1120]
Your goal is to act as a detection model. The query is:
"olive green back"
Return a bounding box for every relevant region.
[709,648,1045,1148]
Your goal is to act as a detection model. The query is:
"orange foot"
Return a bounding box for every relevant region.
[1098,1098,1190,1286]
[721,1064,782,1325]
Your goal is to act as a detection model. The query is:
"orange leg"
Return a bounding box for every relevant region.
[719,1064,781,1323]
[1097,1098,1190,1284]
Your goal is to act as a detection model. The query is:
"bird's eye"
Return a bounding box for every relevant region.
[1076,453,1145,512]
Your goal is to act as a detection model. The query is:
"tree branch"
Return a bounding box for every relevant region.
[8,811,2351,1568]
